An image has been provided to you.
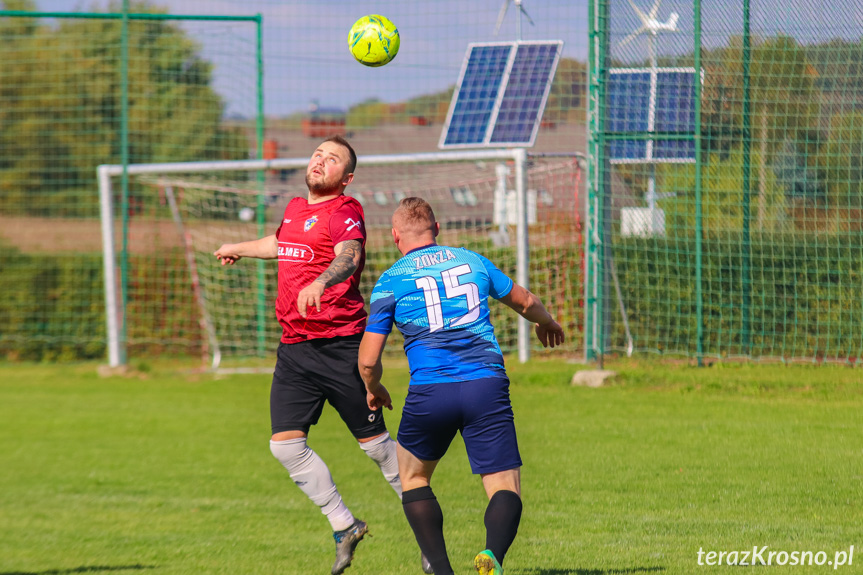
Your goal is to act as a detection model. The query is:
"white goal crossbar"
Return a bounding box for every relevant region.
[98,148,535,368]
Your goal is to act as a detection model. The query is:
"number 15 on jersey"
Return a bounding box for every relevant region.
[415,264,480,333]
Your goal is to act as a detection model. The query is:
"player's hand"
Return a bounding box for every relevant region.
[297,281,326,318]
[366,384,392,411]
[535,320,565,348]
[214,244,241,265]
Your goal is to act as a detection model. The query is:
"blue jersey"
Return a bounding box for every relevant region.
[366,244,514,385]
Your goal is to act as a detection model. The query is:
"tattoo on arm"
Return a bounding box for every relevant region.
[316,240,362,287]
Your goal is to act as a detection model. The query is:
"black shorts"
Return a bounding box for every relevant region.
[270,334,388,438]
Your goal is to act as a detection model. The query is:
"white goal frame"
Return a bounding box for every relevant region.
[98,148,536,368]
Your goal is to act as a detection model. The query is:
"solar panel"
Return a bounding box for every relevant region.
[607,67,701,164]
[440,41,563,149]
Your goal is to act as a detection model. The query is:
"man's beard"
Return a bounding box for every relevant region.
[305,173,340,195]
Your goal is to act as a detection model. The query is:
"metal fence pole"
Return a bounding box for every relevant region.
[515,148,530,363]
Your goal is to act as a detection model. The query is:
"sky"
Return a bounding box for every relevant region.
[30,0,588,117]
[28,0,863,118]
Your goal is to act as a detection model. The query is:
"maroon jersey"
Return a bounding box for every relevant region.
[274,195,367,343]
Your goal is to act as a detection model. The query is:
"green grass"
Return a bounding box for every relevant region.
[1,359,861,574]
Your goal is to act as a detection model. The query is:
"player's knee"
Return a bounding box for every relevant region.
[270,437,313,473]
[358,431,394,458]
[482,469,521,497]
[270,438,340,507]
[271,429,307,442]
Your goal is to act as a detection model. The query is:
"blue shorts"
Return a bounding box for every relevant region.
[397,377,522,474]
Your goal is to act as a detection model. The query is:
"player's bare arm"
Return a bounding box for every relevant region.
[297,239,363,318]
[357,331,393,411]
[499,284,565,348]
[214,234,278,265]
[317,239,363,287]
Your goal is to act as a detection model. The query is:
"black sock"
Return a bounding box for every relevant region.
[402,486,454,575]
[484,489,523,564]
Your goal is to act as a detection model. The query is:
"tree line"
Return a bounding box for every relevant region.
[0,0,248,217]
[610,34,863,227]
[693,35,863,211]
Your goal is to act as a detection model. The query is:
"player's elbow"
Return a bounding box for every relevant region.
[357,332,387,384]
[357,358,373,377]
[508,284,540,316]
[357,353,380,384]
[525,290,543,315]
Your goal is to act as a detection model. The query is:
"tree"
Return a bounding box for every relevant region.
[0,0,42,208]
[773,138,824,201]
[750,36,820,161]
[656,148,786,235]
[701,35,819,166]
[405,89,453,124]
[805,38,863,103]
[818,113,863,209]
[545,57,587,124]
[0,1,248,215]
[347,98,391,128]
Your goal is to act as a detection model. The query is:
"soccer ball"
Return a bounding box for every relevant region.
[348,15,400,67]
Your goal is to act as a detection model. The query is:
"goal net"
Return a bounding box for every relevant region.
[101,151,584,369]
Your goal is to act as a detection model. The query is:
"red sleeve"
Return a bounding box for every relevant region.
[330,202,366,246]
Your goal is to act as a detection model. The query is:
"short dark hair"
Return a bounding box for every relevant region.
[323,135,357,176]
[394,197,437,234]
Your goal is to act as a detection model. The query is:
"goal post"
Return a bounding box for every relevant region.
[98,149,584,369]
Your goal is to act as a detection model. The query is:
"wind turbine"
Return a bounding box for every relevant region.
[618,0,680,236]
[494,0,535,41]
[618,0,678,68]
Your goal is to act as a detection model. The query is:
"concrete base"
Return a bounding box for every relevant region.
[97,364,130,378]
[570,369,617,388]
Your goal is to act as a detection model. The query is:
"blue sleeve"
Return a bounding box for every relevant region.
[366,274,395,334]
[477,254,514,300]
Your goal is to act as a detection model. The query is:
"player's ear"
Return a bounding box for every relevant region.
[391,227,399,245]
[341,172,354,186]
[433,221,440,237]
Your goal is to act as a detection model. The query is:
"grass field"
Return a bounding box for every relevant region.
[1,358,860,574]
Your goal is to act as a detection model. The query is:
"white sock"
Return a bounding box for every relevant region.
[270,438,355,531]
[359,432,403,499]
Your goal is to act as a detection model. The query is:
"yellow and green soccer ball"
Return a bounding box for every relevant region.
[348,15,400,67]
